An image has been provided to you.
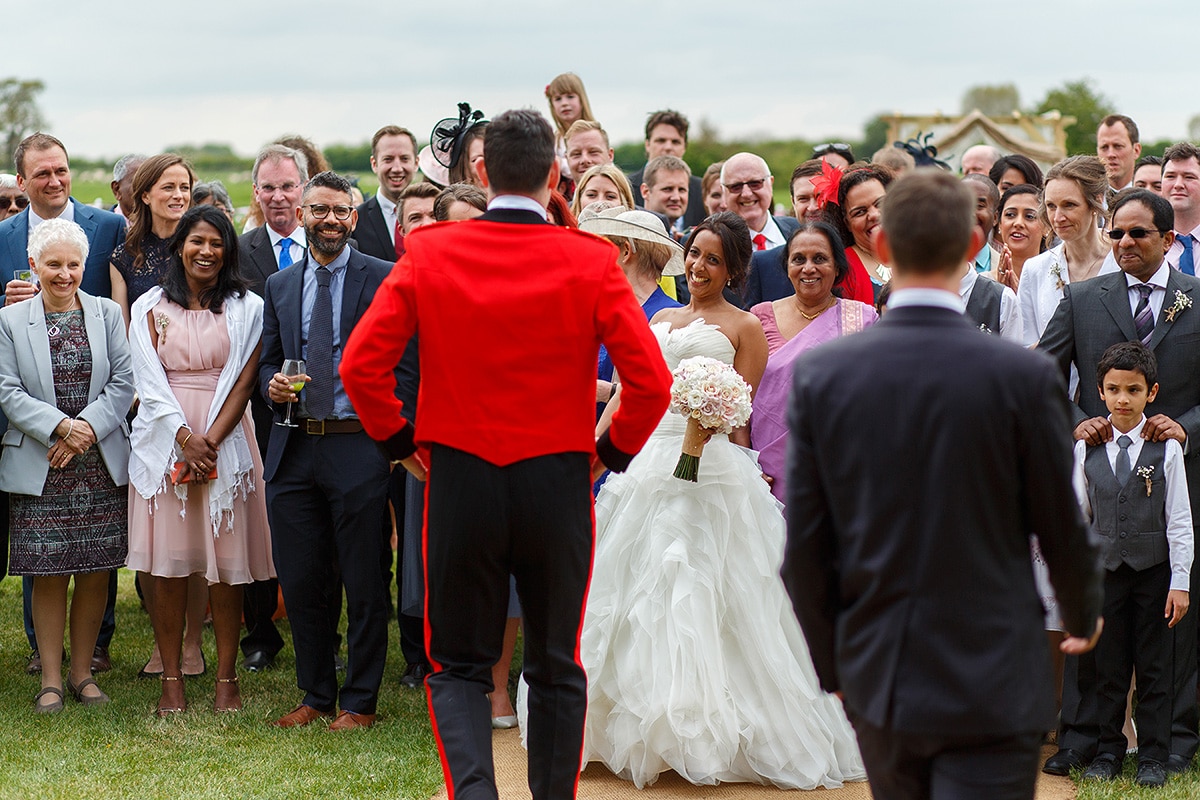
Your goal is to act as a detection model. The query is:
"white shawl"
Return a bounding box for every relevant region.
[128,286,264,536]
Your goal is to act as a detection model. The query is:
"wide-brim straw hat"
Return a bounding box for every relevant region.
[579,207,686,276]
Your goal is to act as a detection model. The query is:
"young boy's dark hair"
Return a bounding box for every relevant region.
[1096,341,1158,389]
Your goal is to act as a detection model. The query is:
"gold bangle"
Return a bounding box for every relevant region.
[180,431,193,449]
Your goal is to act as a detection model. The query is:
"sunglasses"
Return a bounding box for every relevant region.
[0,196,29,212]
[1106,227,1168,241]
[813,143,853,157]
[723,178,768,194]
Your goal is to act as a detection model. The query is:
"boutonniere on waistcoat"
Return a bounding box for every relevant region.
[154,312,170,344]
[1049,259,1064,291]
[1137,465,1155,497]
[1165,290,1193,322]
[978,323,992,335]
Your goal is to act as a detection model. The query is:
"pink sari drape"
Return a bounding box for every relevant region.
[750,299,877,507]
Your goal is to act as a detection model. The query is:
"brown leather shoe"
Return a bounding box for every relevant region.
[328,710,376,731]
[272,704,334,728]
[90,646,112,674]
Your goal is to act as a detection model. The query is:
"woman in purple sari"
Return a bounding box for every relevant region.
[750,222,877,504]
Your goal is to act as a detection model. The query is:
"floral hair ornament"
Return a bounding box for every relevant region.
[810,160,844,209]
[430,102,487,170]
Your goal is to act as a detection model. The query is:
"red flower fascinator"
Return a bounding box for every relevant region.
[810,161,844,208]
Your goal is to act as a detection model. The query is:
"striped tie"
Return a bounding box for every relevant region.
[1133,284,1155,345]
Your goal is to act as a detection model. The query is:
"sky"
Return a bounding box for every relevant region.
[6,1,1197,164]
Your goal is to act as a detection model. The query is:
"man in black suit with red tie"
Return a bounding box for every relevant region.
[341,109,672,800]
[783,170,1104,800]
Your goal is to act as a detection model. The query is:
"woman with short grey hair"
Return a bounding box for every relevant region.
[0,218,133,713]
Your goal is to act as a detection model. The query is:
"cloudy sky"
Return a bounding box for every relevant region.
[6,1,1195,163]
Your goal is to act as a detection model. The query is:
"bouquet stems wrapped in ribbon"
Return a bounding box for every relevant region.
[669,356,753,481]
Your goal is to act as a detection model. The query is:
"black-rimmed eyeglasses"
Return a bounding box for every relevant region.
[303,204,354,220]
[723,178,768,194]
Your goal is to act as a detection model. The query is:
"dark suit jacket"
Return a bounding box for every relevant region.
[258,247,400,480]
[742,244,791,309]
[1038,267,1200,516]
[353,195,396,264]
[238,226,282,299]
[784,304,1102,737]
[0,201,124,300]
[629,168,706,228]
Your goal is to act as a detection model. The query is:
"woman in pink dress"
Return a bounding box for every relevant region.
[126,205,273,716]
[750,222,878,505]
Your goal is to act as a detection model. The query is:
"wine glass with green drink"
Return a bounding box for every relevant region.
[277,359,306,428]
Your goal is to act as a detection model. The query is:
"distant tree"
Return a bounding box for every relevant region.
[961,84,1020,117]
[1189,114,1200,142]
[1032,79,1115,156]
[166,142,250,172]
[1,78,48,166]
[856,114,891,160]
[324,141,373,173]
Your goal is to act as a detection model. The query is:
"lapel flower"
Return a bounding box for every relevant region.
[978,323,992,335]
[1165,289,1193,322]
[1137,465,1154,497]
[1049,259,1064,291]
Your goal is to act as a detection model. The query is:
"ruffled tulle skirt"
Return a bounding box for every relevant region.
[578,415,865,789]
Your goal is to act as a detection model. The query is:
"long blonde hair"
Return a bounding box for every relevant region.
[571,164,634,217]
[545,73,595,137]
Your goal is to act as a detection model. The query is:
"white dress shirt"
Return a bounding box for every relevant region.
[376,188,399,246]
[886,287,965,313]
[1075,415,1193,591]
[27,198,76,230]
[487,194,549,220]
[265,224,306,268]
[1125,262,1172,321]
[751,217,785,250]
[958,268,1023,343]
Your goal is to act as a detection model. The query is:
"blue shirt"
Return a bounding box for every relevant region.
[300,246,355,419]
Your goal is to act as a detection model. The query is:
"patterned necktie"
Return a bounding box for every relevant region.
[1115,435,1133,485]
[1179,233,1195,276]
[306,266,334,420]
[1133,284,1155,345]
[393,218,405,260]
[278,237,294,270]
[753,233,768,251]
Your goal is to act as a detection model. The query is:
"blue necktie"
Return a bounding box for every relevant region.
[306,266,334,420]
[278,237,294,270]
[1115,435,1133,485]
[1179,233,1195,276]
[1133,284,1155,345]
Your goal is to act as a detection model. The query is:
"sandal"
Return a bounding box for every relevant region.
[214,676,242,713]
[156,675,186,717]
[67,675,111,706]
[34,686,64,714]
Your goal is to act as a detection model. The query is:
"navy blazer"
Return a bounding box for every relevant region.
[785,304,1102,737]
[353,195,397,264]
[0,201,124,301]
[258,247,401,480]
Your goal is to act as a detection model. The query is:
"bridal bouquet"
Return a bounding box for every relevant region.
[669,356,753,481]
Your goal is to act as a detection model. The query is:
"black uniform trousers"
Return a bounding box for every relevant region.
[424,445,592,800]
[266,428,390,714]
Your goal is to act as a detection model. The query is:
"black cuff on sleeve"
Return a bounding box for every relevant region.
[596,430,636,473]
[380,421,417,461]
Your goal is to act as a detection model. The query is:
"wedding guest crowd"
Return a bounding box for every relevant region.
[0,71,1196,798]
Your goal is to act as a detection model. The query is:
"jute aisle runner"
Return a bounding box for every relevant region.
[431,731,1077,799]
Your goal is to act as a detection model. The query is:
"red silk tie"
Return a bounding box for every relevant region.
[394,217,405,259]
[753,234,768,251]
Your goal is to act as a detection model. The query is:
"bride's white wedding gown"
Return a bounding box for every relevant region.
[574,319,865,789]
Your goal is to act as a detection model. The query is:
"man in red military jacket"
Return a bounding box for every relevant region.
[341,108,671,800]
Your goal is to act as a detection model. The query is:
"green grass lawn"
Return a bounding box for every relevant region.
[0,571,445,800]
[1074,756,1200,800]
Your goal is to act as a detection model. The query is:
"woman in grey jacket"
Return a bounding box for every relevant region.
[0,219,133,713]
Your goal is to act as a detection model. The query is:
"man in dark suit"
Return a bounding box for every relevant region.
[1039,188,1200,775]
[340,109,672,800]
[722,151,800,251]
[628,109,706,228]
[784,170,1104,800]
[741,161,827,308]
[353,125,418,262]
[261,171,398,731]
[0,132,125,675]
[237,143,310,673]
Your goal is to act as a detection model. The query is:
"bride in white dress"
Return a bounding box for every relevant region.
[580,213,865,789]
